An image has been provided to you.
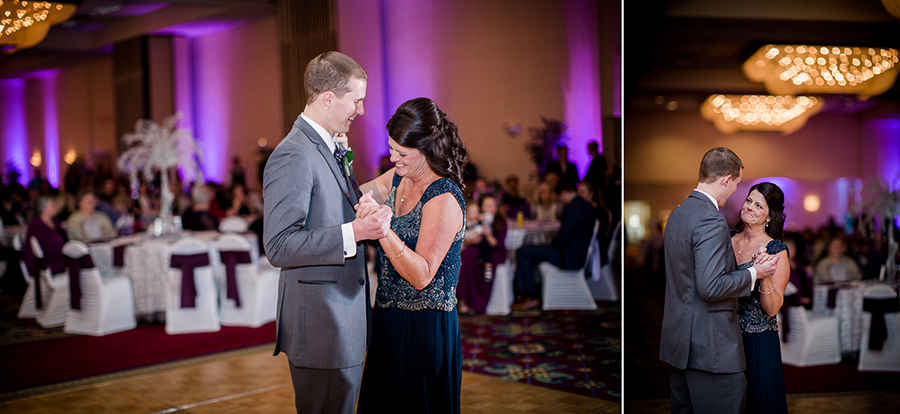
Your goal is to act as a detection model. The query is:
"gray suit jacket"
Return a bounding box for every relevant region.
[263,115,367,369]
[659,191,752,374]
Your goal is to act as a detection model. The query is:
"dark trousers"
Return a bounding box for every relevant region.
[669,366,747,414]
[514,245,560,300]
[289,362,363,414]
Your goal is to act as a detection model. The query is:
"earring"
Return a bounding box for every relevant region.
[766,222,769,228]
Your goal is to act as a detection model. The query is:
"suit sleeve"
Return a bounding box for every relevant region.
[692,212,752,301]
[263,142,344,268]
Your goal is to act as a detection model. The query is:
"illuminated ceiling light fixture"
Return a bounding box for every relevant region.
[743,44,900,98]
[0,1,77,54]
[700,94,823,135]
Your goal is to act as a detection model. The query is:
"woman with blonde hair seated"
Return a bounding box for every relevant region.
[532,182,560,222]
[66,189,117,242]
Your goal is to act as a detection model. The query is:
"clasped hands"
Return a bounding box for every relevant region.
[750,245,779,279]
[351,190,391,241]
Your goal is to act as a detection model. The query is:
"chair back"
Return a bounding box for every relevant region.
[62,240,91,260]
[217,233,252,252]
[583,219,602,275]
[12,233,23,251]
[219,216,249,233]
[785,281,798,297]
[863,283,898,300]
[30,236,45,259]
[171,237,210,256]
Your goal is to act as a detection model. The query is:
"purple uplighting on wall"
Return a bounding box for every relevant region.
[41,72,60,188]
[563,0,602,176]
[190,37,231,184]
[872,118,900,185]
[0,78,29,184]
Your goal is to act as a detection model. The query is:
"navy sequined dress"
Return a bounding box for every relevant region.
[357,173,465,414]
[738,239,789,414]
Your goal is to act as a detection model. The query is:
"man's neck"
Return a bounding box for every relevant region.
[301,105,332,137]
[694,183,722,208]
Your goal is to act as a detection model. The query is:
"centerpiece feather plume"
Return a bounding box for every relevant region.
[117,113,202,223]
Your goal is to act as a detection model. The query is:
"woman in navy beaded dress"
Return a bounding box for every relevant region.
[731,182,790,414]
[355,97,467,413]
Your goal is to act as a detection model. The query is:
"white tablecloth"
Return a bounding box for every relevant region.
[504,220,560,250]
[812,281,886,355]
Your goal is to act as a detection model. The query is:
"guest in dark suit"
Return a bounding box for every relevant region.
[582,140,607,190]
[545,145,579,194]
[512,181,597,309]
[181,185,219,232]
[659,147,779,414]
[263,51,392,414]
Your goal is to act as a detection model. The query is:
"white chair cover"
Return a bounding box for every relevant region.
[780,305,841,367]
[165,237,220,334]
[62,240,137,336]
[858,283,900,372]
[14,234,40,319]
[30,236,70,328]
[216,233,277,328]
[218,216,250,233]
[540,220,600,311]
[485,260,514,315]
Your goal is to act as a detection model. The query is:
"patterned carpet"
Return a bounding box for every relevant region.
[458,302,621,402]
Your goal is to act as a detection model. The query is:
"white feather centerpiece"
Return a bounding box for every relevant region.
[117,113,203,236]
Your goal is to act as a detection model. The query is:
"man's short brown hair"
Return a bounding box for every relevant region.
[698,147,743,183]
[304,51,368,105]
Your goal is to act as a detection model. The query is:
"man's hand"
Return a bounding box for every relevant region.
[352,204,392,241]
[752,251,779,279]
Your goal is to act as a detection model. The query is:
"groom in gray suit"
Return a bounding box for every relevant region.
[659,147,778,414]
[263,51,392,414]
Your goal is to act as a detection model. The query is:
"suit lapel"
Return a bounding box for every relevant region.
[293,116,355,206]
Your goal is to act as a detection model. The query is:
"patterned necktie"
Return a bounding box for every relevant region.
[333,146,346,178]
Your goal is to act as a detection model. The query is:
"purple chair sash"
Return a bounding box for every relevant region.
[170,253,210,308]
[827,287,839,308]
[65,254,96,310]
[113,245,127,267]
[863,296,900,351]
[219,250,252,308]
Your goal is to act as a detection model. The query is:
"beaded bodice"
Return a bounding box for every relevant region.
[738,239,788,333]
[374,173,466,312]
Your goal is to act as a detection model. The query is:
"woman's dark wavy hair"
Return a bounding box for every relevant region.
[386,97,467,189]
[734,181,786,240]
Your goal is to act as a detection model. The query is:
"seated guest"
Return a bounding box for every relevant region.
[23,196,69,278]
[182,185,219,231]
[532,182,561,222]
[513,182,598,309]
[813,235,862,284]
[457,195,508,314]
[112,194,136,235]
[224,182,260,217]
[500,174,531,220]
[66,190,117,241]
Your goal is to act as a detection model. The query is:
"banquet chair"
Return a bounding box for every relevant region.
[779,299,841,367]
[215,233,278,328]
[587,221,619,302]
[165,237,220,334]
[14,234,41,319]
[32,237,71,328]
[485,260,514,315]
[539,220,600,311]
[857,283,900,372]
[218,216,249,233]
[62,240,137,336]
